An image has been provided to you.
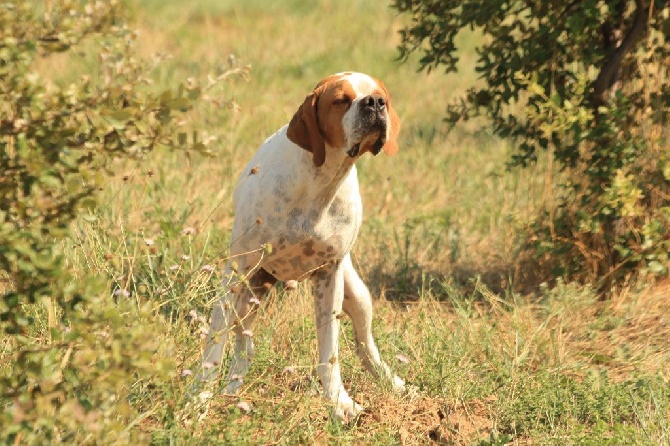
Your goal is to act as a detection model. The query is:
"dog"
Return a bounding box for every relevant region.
[199,72,405,421]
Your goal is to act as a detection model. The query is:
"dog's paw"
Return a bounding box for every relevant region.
[196,389,214,402]
[392,375,406,393]
[225,375,244,394]
[390,375,420,401]
[185,377,214,402]
[332,399,364,424]
[329,388,363,423]
[179,388,215,426]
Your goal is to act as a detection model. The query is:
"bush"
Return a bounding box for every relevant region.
[393,0,670,291]
[0,1,243,442]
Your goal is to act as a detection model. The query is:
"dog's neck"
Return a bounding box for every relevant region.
[306,146,358,207]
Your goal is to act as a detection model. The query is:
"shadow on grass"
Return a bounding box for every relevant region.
[367,253,547,302]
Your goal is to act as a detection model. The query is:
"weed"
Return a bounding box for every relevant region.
[1,1,668,444]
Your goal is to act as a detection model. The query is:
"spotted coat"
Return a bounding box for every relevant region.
[199,72,405,422]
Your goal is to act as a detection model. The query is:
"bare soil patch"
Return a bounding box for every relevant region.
[356,392,496,445]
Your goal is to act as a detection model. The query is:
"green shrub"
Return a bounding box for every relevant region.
[0,1,243,442]
[393,0,670,290]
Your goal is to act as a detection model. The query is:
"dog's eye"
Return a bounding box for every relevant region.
[332,96,351,106]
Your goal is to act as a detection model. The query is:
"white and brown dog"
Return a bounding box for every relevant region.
[199,72,405,421]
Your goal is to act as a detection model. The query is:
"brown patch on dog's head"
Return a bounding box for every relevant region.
[287,73,400,166]
[287,74,355,167]
[372,76,400,157]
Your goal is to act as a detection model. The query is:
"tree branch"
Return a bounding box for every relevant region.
[590,0,648,108]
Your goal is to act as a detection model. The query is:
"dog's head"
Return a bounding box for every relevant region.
[287,72,400,167]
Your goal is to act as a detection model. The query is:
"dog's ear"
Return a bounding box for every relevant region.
[383,100,400,156]
[287,89,326,167]
[372,78,400,156]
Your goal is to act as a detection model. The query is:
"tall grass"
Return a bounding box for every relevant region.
[6,0,669,444]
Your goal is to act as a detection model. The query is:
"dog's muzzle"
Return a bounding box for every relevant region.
[347,143,361,158]
[370,135,385,155]
[347,121,387,158]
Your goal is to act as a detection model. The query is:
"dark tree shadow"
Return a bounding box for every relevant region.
[366,253,547,302]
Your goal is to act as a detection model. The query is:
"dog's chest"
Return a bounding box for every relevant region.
[260,193,362,281]
[230,130,366,282]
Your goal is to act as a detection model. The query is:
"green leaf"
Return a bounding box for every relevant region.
[192,142,214,157]
[40,171,62,189]
[66,177,83,193]
[159,90,173,105]
[80,197,97,211]
[105,110,133,130]
[663,163,670,181]
[648,260,666,275]
[186,86,202,100]
[167,97,190,111]
[526,82,544,97]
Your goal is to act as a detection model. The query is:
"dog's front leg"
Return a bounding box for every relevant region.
[341,253,406,392]
[312,262,363,422]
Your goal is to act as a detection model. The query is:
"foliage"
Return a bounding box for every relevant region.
[0,1,243,442]
[393,0,670,289]
[1,0,668,443]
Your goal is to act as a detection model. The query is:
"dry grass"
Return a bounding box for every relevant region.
[9,0,670,444]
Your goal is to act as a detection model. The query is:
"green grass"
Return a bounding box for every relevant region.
[5,0,670,444]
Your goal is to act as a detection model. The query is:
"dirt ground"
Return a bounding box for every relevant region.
[355,392,496,445]
[196,372,499,445]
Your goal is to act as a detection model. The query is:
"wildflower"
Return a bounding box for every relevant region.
[201,264,214,272]
[181,226,196,236]
[113,288,130,298]
[144,238,154,246]
[236,401,252,413]
[395,354,410,364]
[181,369,193,377]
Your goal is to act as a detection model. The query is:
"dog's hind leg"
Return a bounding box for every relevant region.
[224,267,276,393]
[199,263,237,384]
[199,261,276,393]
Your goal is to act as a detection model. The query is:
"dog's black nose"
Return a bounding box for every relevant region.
[362,94,386,111]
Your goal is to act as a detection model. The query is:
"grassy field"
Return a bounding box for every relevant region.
[11,0,670,444]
